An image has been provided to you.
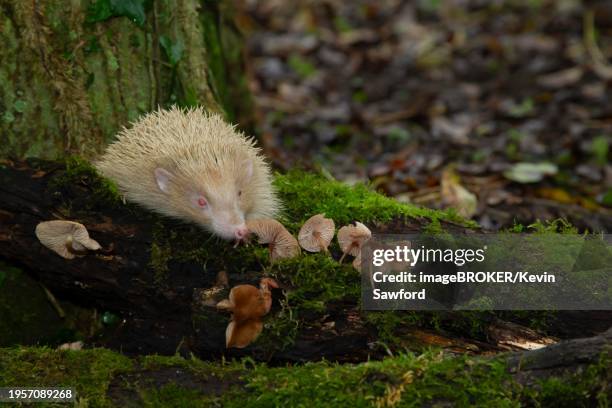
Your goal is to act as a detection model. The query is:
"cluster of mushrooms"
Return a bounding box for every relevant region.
[34,214,372,350]
[246,214,372,269]
[216,214,372,348]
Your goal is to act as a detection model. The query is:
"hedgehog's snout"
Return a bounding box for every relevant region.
[210,207,248,241]
[214,222,248,241]
[234,225,249,240]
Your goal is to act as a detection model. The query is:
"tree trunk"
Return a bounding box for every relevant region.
[0,0,251,159]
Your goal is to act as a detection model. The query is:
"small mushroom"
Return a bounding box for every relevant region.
[352,253,362,271]
[298,214,335,253]
[57,341,83,351]
[337,221,372,263]
[216,278,279,348]
[35,220,101,259]
[225,319,263,349]
[247,219,300,261]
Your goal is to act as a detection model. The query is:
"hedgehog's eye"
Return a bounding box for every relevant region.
[238,190,242,198]
[197,197,207,208]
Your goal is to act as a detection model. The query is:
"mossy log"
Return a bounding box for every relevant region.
[0,0,251,159]
[0,159,609,363]
[0,158,474,360]
[1,329,609,406]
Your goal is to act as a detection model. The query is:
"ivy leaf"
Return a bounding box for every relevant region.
[591,135,609,166]
[504,162,558,183]
[600,190,612,207]
[87,0,113,23]
[160,36,184,67]
[102,311,119,325]
[87,0,146,27]
[110,0,146,26]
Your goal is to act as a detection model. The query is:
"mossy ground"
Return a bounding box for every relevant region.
[0,346,608,407]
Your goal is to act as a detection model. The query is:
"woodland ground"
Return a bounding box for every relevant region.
[0,1,611,405]
[242,0,612,231]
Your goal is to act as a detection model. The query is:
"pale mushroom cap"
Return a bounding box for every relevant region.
[35,220,101,259]
[247,219,300,261]
[58,341,84,351]
[271,228,300,261]
[298,214,335,252]
[246,219,286,244]
[337,221,372,256]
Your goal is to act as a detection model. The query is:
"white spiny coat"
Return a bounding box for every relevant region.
[96,107,280,240]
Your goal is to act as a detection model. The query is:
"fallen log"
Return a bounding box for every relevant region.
[0,159,610,363]
[0,159,473,361]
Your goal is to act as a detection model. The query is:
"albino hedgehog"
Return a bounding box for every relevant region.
[96,107,280,241]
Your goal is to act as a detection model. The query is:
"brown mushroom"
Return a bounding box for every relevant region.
[247,219,300,261]
[298,214,335,253]
[216,277,279,348]
[35,220,101,259]
[225,319,263,349]
[337,221,372,263]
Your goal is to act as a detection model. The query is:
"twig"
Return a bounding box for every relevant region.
[41,284,65,319]
[583,10,612,80]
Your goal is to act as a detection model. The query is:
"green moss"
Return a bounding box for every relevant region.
[0,347,132,406]
[150,220,270,279]
[0,262,100,347]
[3,347,607,406]
[141,383,210,406]
[272,254,359,311]
[274,170,476,232]
[150,240,172,285]
[242,254,359,353]
[508,219,579,234]
[48,156,122,207]
[523,352,610,407]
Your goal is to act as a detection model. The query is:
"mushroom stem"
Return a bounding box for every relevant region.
[339,243,355,263]
[318,237,329,253]
[41,284,66,319]
[66,236,88,255]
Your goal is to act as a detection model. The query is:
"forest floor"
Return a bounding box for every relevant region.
[241,0,612,231]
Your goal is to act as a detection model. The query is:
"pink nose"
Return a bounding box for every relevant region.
[234,225,249,240]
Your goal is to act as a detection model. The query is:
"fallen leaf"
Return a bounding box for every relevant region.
[441,168,478,218]
[503,163,558,183]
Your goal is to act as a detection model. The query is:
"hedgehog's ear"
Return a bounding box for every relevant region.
[154,168,174,194]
